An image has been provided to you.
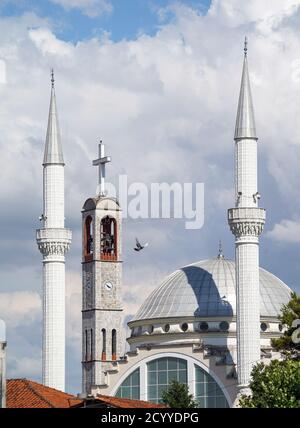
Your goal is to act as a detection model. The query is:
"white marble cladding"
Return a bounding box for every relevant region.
[235,242,260,388]
[43,165,64,228]
[235,139,257,207]
[42,261,65,391]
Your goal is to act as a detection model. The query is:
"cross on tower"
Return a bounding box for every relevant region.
[93,141,111,197]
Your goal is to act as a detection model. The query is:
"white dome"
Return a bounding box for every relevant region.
[133,258,292,322]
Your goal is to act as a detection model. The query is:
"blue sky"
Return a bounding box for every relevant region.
[1,0,211,42]
[1,0,300,395]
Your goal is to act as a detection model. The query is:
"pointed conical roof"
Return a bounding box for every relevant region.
[43,71,64,165]
[234,40,257,140]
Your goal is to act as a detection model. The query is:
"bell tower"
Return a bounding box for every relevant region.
[82,141,123,395]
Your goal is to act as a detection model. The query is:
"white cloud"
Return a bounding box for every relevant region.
[66,270,81,343]
[267,220,300,243]
[209,0,300,32]
[9,356,42,379]
[49,0,113,18]
[0,292,41,328]
[29,28,73,57]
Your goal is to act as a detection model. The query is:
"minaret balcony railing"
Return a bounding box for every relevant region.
[228,207,266,222]
[36,228,72,242]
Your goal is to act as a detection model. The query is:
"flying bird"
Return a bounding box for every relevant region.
[134,238,149,252]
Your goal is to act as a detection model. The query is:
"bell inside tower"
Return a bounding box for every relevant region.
[100,216,117,261]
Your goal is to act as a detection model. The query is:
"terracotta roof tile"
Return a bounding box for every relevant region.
[94,395,166,408]
[7,379,166,409]
[6,379,81,408]
[71,394,166,409]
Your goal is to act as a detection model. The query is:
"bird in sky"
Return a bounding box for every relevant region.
[134,238,149,252]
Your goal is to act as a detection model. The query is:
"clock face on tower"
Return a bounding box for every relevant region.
[104,281,113,292]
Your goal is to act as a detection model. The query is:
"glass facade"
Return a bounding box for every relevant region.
[195,365,228,408]
[115,368,140,400]
[114,357,229,408]
[147,357,187,403]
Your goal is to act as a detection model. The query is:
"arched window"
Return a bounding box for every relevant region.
[112,329,117,361]
[85,330,88,361]
[90,329,93,361]
[100,216,117,261]
[194,365,228,408]
[84,216,93,262]
[147,357,187,403]
[115,369,140,400]
[101,329,106,361]
[114,357,229,408]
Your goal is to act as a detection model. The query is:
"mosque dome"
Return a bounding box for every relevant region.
[132,257,292,322]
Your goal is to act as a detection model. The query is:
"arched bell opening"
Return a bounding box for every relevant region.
[100,216,117,261]
[84,216,93,262]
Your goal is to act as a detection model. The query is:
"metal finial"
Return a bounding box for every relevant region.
[51,69,55,88]
[218,241,224,259]
[244,36,248,56]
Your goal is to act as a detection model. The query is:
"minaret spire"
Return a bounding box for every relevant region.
[244,36,248,56]
[43,69,64,166]
[36,72,72,392]
[234,38,257,141]
[51,68,55,88]
[228,39,266,400]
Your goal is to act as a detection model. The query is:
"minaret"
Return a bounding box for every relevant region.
[228,39,266,396]
[82,141,123,395]
[36,71,72,392]
[0,320,6,408]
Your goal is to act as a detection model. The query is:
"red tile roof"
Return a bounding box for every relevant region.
[72,394,166,409]
[6,379,81,408]
[7,379,166,409]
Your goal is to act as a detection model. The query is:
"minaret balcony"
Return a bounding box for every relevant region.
[36,228,72,242]
[228,207,266,238]
[36,228,72,258]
